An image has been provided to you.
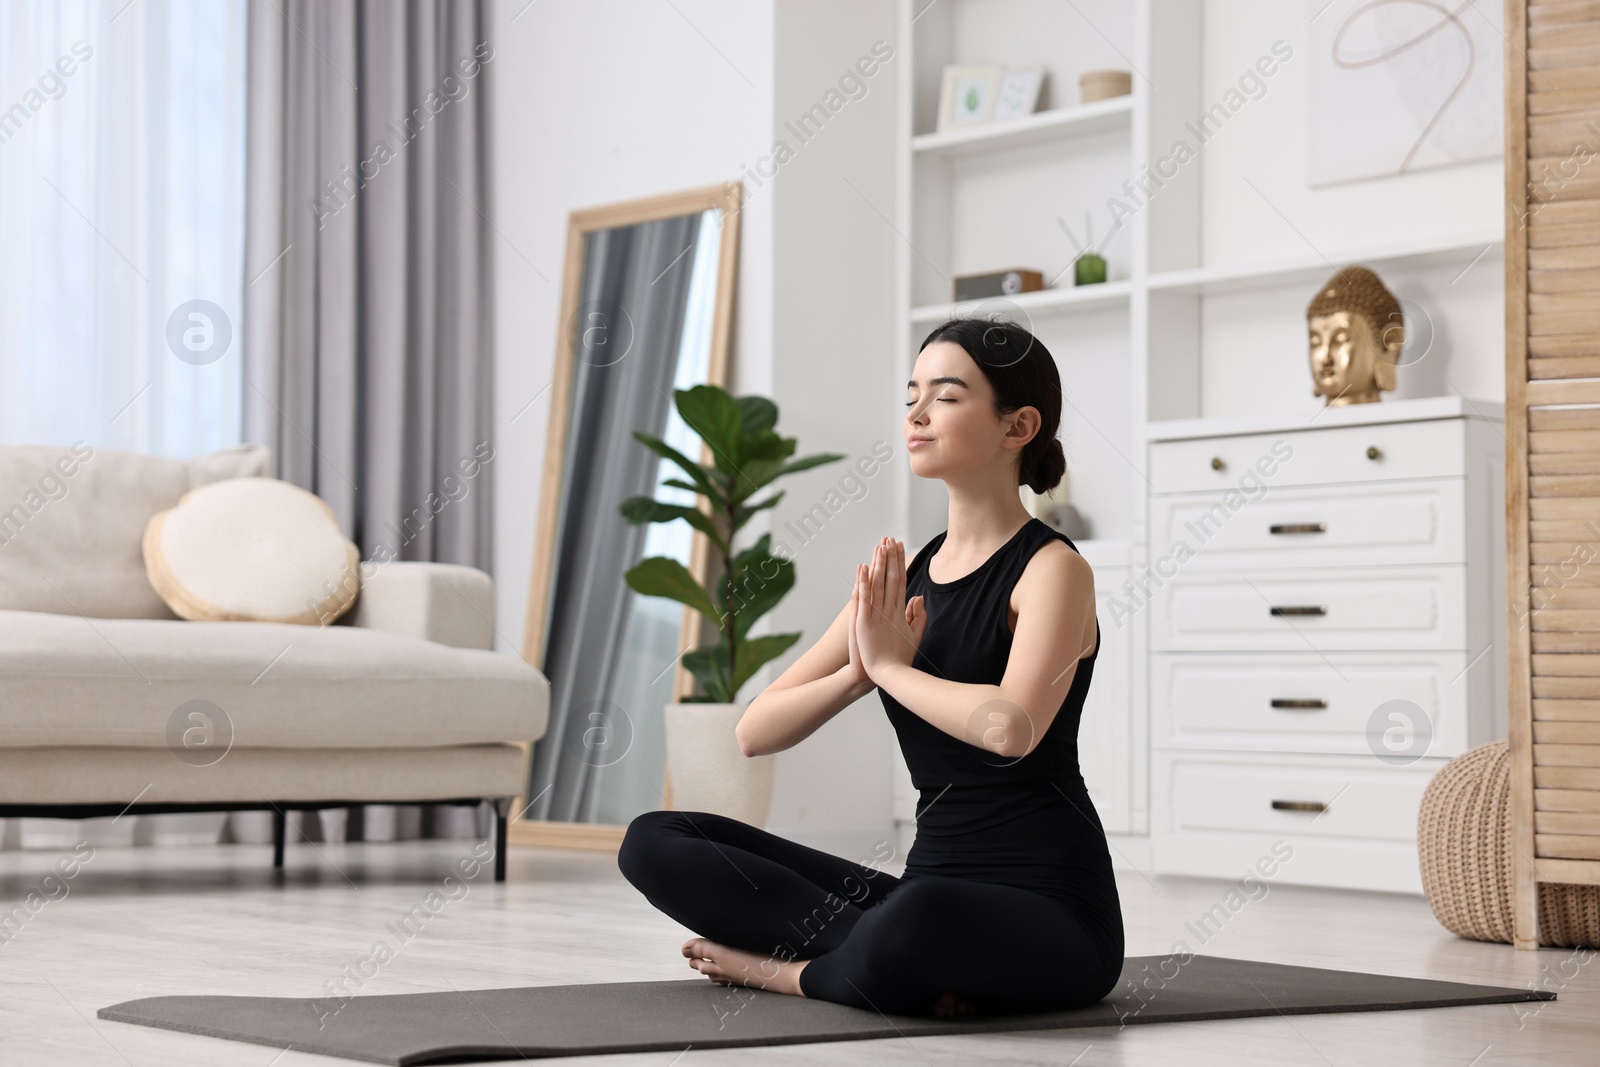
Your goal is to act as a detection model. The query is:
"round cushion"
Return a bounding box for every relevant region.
[1417,739,1600,948]
[143,477,360,625]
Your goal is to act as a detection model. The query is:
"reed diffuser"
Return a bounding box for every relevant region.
[1074,210,1106,286]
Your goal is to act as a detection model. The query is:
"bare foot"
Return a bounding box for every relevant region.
[682,937,808,997]
[933,988,980,1018]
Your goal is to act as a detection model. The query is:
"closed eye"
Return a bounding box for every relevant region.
[905,399,954,405]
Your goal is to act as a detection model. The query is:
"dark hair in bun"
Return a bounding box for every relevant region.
[918,317,1064,494]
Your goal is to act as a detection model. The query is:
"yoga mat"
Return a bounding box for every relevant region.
[98,953,1552,1065]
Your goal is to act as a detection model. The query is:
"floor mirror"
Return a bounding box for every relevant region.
[511,182,740,849]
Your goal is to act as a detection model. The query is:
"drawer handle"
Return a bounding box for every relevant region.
[1366,445,1382,460]
[1270,698,1328,709]
[1270,605,1327,616]
[1269,522,1327,535]
[1271,799,1328,813]
[1210,456,1225,470]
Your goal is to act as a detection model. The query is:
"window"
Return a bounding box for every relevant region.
[0,0,247,458]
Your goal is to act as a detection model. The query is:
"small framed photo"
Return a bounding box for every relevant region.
[938,65,1003,131]
[991,67,1045,120]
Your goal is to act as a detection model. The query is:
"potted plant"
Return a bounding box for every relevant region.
[619,384,843,826]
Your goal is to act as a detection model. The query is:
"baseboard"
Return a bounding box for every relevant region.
[1105,831,1154,873]
[506,819,626,851]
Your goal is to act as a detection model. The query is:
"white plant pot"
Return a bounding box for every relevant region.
[663,701,776,828]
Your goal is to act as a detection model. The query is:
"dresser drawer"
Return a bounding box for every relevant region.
[1149,417,1466,494]
[1149,566,1466,651]
[1161,753,1437,843]
[1150,479,1464,569]
[1151,651,1472,756]
[1150,750,1449,893]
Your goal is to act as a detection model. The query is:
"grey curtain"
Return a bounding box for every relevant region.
[230,0,494,848]
[527,214,701,823]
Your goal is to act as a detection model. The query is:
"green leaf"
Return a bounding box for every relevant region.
[623,557,722,623]
[725,537,794,639]
[631,431,719,501]
[662,477,715,499]
[729,532,778,584]
[728,441,797,504]
[736,395,778,437]
[617,497,729,554]
[623,385,840,704]
[771,452,847,480]
[731,632,803,698]
[741,430,790,462]
[732,491,783,534]
[725,442,850,506]
[675,385,745,473]
[683,643,732,704]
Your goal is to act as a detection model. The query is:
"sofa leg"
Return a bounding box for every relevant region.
[492,797,510,883]
[272,809,286,871]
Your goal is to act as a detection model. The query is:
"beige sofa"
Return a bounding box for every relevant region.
[0,442,549,880]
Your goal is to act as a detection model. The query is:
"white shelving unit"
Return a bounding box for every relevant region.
[1147,230,1503,297]
[889,0,1506,884]
[910,278,1131,326]
[910,93,1133,157]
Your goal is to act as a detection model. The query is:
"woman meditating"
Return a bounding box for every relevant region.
[617,316,1124,1018]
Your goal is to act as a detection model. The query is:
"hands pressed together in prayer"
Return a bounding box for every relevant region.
[844,536,928,689]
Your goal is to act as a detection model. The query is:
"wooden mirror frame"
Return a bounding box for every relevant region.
[508,181,742,850]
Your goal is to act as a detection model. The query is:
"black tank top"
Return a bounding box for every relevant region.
[883,517,1121,941]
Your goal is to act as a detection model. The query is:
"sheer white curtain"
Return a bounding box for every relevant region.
[0,0,246,849]
[0,0,247,458]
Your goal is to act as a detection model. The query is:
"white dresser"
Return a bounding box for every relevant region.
[1145,397,1506,894]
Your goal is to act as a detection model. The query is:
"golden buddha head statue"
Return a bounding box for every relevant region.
[1306,266,1403,406]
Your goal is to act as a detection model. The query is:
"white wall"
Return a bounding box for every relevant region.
[487,0,901,851]
[487,0,774,652]
[1199,0,1501,269]
[763,1,900,852]
[1194,0,1504,416]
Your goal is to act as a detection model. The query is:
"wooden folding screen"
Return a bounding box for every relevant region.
[1506,0,1600,950]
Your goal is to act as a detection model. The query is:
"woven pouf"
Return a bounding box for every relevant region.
[1417,739,1600,948]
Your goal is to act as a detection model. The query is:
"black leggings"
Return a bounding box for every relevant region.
[617,809,1122,1017]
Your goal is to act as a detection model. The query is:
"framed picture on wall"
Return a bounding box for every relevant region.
[937,65,1003,131]
[1306,0,1502,185]
[991,67,1045,120]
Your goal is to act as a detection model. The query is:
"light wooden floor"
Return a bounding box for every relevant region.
[1,836,1595,1065]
